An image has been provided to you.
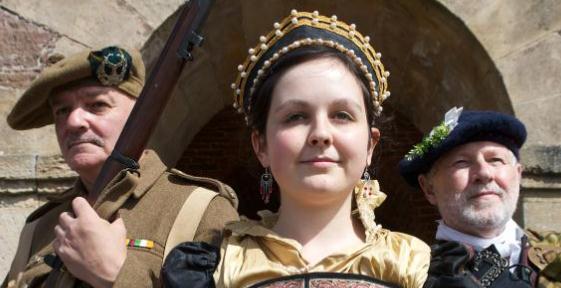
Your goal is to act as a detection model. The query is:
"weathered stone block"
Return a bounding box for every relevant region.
[0,178,75,195]
[52,36,88,58]
[0,194,44,208]
[439,0,561,59]
[123,0,184,29]
[2,0,153,49]
[500,33,561,103]
[0,195,45,279]
[499,33,561,146]
[37,178,76,195]
[0,155,35,179]
[0,154,75,195]
[0,180,35,195]
[514,95,561,147]
[520,191,561,231]
[522,145,561,175]
[0,8,56,88]
[36,155,76,179]
[0,90,61,157]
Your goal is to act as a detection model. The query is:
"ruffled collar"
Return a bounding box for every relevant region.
[436,219,525,265]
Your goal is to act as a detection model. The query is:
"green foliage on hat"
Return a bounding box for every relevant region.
[405,122,451,161]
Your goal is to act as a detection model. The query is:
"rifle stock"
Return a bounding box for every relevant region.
[91,0,215,216]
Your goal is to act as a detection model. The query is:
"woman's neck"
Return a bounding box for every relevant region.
[273,193,365,265]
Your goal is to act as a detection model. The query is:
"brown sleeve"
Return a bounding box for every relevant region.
[193,196,239,247]
[112,248,163,288]
[113,195,238,287]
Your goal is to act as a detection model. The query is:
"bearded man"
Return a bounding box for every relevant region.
[399,107,561,287]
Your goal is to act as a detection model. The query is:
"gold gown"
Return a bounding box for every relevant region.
[214,211,430,288]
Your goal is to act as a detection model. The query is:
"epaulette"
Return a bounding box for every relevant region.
[168,168,238,209]
[526,229,561,247]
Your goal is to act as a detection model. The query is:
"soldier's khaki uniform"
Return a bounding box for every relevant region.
[527,230,561,287]
[2,150,239,287]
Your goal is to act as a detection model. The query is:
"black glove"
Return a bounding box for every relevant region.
[162,242,220,288]
[423,240,482,288]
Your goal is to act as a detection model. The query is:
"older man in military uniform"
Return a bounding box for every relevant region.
[399,107,561,287]
[2,46,238,287]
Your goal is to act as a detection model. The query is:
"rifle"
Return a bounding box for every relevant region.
[92,0,215,213]
[44,0,215,286]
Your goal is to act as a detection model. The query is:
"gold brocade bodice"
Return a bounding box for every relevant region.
[214,211,430,288]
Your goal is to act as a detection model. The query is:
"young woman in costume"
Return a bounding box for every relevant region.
[164,10,430,288]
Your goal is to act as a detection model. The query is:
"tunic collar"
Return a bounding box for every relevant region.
[131,149,167,198]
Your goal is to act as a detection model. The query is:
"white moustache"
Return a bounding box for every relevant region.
[464,182,505,199]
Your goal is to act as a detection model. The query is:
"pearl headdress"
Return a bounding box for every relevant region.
[231,9,391,122]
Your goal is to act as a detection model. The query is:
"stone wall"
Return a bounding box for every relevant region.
[439,0,561,147]
[1,0,560,280]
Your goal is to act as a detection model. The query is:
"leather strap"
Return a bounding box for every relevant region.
[163,187,218,261]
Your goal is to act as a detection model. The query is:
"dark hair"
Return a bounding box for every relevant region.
[247,45,377,134]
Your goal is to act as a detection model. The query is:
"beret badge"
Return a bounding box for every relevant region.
[88,46,132,86]
[405,107,463,161]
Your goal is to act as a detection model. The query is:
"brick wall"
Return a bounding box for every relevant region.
[178,103,440,243]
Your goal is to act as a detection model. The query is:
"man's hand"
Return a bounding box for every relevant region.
[54,197,127,288]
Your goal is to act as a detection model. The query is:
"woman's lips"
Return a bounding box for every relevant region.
[300,158,338,167]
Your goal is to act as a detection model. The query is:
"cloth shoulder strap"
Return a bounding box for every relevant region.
[163,187,219,260]
[6,219,39,284]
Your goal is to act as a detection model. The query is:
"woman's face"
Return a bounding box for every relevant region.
[252,57,380,206]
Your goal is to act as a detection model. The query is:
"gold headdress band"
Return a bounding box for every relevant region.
[231,9,391,122]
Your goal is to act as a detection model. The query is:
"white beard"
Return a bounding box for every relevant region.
[440,181,518,232]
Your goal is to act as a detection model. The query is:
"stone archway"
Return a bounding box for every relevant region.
[144,0,512,242]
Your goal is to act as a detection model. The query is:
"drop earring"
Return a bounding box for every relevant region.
[354,168,386,242]
[260,167,273,204]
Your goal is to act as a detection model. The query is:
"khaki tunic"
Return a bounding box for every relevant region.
[2,150,239,288]
[526,229,561,287]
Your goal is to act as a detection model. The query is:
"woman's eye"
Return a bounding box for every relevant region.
[333,111,353,121]
[284,113,306,123]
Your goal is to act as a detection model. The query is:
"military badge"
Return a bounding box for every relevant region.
[88,46,132,86]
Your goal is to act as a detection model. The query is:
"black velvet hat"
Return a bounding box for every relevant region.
[399,107,527,187]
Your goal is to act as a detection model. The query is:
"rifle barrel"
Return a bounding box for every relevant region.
[92,0,215,210]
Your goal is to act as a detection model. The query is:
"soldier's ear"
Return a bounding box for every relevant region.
[418,174,437,206]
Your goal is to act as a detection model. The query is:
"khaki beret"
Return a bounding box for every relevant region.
[7,46,145,130]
